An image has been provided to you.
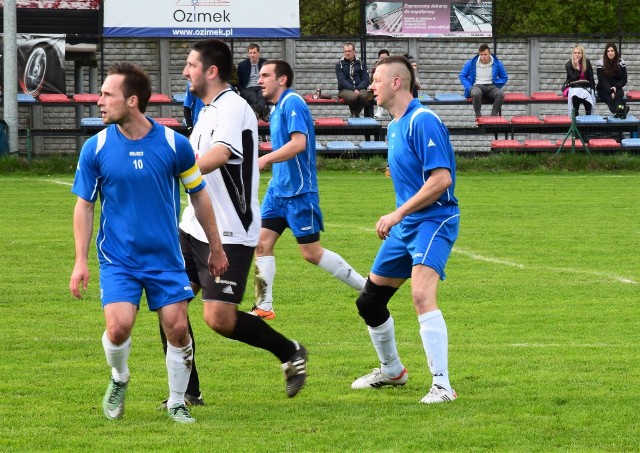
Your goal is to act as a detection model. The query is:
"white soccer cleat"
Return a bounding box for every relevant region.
[419,384,457,404]
[351,367,408,389]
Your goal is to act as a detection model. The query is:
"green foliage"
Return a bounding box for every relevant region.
[1,172,639,451]
[300,0,361,35]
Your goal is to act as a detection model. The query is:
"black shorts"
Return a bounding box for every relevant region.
[179,230,255,304]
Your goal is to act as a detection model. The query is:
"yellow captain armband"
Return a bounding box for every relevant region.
[179,163,204,192]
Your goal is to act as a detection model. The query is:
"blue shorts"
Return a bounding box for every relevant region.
[261,189,324,238]
[99,264,194,311]
[371,213,460,280]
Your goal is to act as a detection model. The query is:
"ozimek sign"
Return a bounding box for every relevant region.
[103,0,300,38]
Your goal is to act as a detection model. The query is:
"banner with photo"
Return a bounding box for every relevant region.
[366,0,492,38]
[0,34,66,96]
[103,0,300,38]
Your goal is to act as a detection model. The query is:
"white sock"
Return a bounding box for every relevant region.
[166,340,193,408]
[254,255,275,311]
[317,249,366,291]
[368,317,403,376]
[102,331,131,383]
[418,310,452,392]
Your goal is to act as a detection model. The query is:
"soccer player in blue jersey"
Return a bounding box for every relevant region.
[183,81,205,134]
[69,62,228,423]
[350,56,460,404]
[252,59,366,320]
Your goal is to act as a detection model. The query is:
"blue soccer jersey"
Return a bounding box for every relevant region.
[387,99,458,221]
[268,89,318,197]
[72,119,205,271]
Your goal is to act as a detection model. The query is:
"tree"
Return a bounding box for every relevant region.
[300,0,360,35]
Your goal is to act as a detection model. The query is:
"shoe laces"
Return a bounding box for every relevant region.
[169,404,190,417]
[108,380,127,404]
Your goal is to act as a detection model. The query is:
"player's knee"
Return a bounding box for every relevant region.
[355,279,398,327]
[203,311,234,337]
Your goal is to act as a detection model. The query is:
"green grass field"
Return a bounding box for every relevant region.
[1,170,639,452]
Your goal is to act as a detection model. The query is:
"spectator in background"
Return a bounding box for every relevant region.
[183,81,205,135]
[237,43,269,120]
[596,42,629,119]
[336,42,371,118]
[372,49,389,118]
[562,45,596,116]
[459,43,508,118]
[405,55,422,98]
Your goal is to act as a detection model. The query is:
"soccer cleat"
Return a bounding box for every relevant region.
[168,403,196,424]
[102,377,128,420]
[249,306,276,320]
[159,393,204,410]
[281,341,308,397]
[351,367,408,389]
[419,384,457,404]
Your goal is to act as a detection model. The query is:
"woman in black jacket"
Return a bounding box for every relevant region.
[562,45,596,116]
[596,42,630,118]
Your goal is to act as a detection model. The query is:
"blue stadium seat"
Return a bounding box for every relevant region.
[325,141,357,152]
[173,93,186,103]
[316,141,326,151]
[621,138,640,148]
[347,117,379,126]
[358,141,388,151]
[434,93,467,102]
[606,113,637,124]
[17,93,36,103]
[576,114,606,124]
[418,93,432,102]
[81,117,104,127]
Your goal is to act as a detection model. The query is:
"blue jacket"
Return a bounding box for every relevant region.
[459,54,508,98]
[335,57,370,91]
[237,57,266,90]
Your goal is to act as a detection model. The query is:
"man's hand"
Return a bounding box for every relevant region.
[376,211,403,240]
[70,262,90,299]
[208,248,229,279]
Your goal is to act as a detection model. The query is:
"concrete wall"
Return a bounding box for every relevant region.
[14,37,640,155]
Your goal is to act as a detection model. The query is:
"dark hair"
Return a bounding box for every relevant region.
[264,59,294,88]
[377,55,415,93]
[478,43,490,53]
[192,39,232,83]
[248,43,260,52]
[378,49,389,58]
[107,62,151,113]
[602,42,620,78]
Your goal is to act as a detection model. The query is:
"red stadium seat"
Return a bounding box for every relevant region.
[491,139,523,150]
[503,92,530,102]
[257,119,270,127]
[476,116,509,125]
[511,115,542,124]
[38,93,70,103]
[625,90,640,100]
[314,117,347,127]
[524,139,556,149]
[72,93,100,103]
[149,93,172,103]
[543,115,572,125]
[155,117,181,127]
[588,139,620,148]
[530,92,562,101]
[258,141,272,152]
[556,139,585,149]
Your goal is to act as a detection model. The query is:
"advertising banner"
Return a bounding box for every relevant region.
[0,34,66,96]
[0,1,99,8]
[103,0,300,39]
[366,0,492,38]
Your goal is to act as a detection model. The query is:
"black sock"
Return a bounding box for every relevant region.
[228,311,296,362]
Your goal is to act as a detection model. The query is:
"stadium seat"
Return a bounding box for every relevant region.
[149,93,172,103]
[80,117,103,127]
[511,115,542,124]
[155,117,181,127]
[625,90,640,100]
[17,93,36,103]
[258,141,272,152]
[523,139,556,150]
[303,93,343,104]
[576,114,606,124]
[358,140,388,152]
[621,138,640,148]
[418,93,432,102]
[556,139,585,149]
[257,119,270,127]
[490,139,523,150]
[72,93,100,103]
[347,117,379,126]
[530,92,562,101]
[172,93,186,103]
[325,141,357,152]
[476,116,509,125]
[38,93,70,103]
[434,92,467,102]
[315,117,346,127]
[606,113,638,123]
[588,138,620,148]
[316,141,326,151]
[543,115,572,125]
[503,92,530,102]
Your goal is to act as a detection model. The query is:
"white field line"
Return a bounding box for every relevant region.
[510,343,614,348]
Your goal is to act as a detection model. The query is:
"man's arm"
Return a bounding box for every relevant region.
[257,132,306,171]
[189,189,228,277]
[336,63,354,91]
[196,144,233,175]
[69,197,95,299]
[375,168,452,240]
